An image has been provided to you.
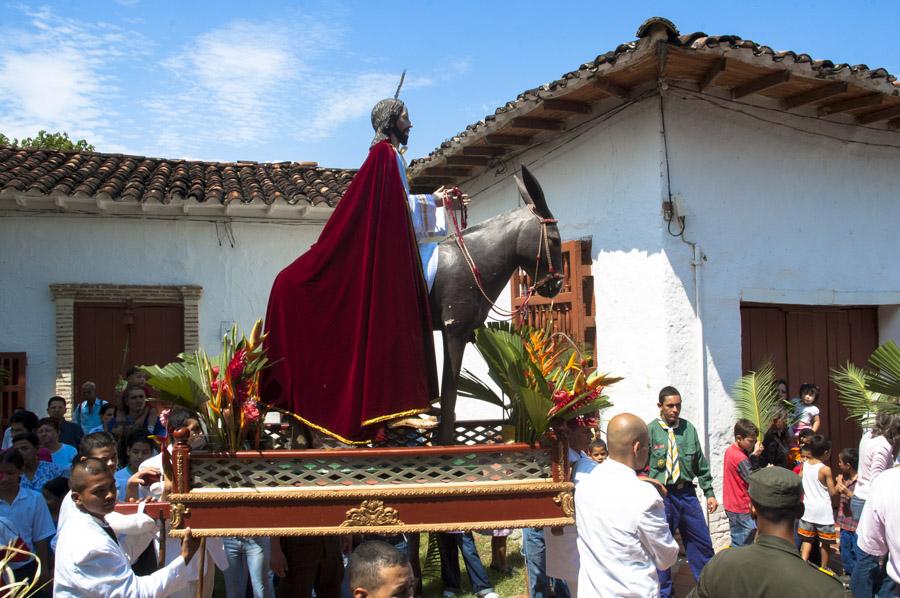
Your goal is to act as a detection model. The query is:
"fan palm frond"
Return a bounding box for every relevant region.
[730,360,781,436]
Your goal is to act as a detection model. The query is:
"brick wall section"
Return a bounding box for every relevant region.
[49,284,203,413]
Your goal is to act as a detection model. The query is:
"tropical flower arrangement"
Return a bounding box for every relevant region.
[458,322,620,443]
[139,320,270,452]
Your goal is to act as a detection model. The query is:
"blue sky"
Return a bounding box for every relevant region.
[1,1,898,168]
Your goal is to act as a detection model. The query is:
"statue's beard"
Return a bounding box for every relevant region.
[392,124,409,146]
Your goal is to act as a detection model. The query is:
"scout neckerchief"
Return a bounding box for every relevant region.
[658,419,681,484]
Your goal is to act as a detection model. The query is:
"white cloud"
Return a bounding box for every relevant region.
[0,7,146,141]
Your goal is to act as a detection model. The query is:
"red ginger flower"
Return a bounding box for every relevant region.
[228,349,247,380]
[242,400,260,423]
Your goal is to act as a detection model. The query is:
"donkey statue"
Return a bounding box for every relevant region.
[430,165,563,444]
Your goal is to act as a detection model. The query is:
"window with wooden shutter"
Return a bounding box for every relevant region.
[510,238,595,348]
[1,353,27,427]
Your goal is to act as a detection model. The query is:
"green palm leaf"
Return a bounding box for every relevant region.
[866,340,900,397]
[457,370,505,408]
[730,359,781,435]
[831,362,880,428]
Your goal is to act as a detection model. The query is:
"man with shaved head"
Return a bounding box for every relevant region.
[53,458,201,597]
[575,413,679,597]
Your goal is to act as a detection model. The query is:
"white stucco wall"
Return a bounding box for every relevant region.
[0,214,321,412]
[459,91,900,517]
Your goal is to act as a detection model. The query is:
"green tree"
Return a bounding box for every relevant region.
[0,130,94,151]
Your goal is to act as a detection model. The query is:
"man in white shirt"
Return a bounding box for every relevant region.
[73,381,107,434]
[856,465,900,589]
[576,413,679,598]
[54,458,201,597]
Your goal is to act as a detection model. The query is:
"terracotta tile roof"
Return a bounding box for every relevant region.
[0,146,356,208]
[409,17,900,189]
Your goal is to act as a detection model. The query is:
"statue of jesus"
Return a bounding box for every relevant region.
[261,94,458,445]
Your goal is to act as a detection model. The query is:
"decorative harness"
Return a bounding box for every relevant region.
[444,187,561,319]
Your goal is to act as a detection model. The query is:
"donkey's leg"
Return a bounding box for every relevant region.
[438,331,467,445]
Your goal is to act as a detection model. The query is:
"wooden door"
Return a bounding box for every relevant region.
[740,304,878,463]
[74,303,184,406]
[511,238,595,348]
[0,353,27,427]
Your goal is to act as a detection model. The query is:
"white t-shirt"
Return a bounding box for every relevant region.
[857,467,900,584]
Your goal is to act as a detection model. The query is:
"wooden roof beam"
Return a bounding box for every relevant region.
[410,177,450,189]
[423,166,472,178]
[484,134,533,146]
[593,78,629,99]
[698,57,728,91]
[781,81,848,110]
[856,104,900,125]
[731,70,791,99]
[510,117,565,131]
[462,146,505,156]
[445,156,491,166]
[819,94,883,116]
[541,99,592,114]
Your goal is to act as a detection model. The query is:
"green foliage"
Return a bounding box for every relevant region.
[459,322,616,443]
[832,341,900,428]
[0,367,8,386]
[730,359,784,436]
[0,130,94,151]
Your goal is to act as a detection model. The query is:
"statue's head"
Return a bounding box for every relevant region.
[371,99,409,147]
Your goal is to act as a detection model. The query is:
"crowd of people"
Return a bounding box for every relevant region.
[1,373,899,597]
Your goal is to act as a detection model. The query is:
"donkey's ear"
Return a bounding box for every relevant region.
[521,165,553,219]
[514,173,533,206]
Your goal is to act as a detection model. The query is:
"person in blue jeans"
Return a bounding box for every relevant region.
[223,536,275,598]
[436,532,499,598]
[522,527,570,598]
[648,387,718,598]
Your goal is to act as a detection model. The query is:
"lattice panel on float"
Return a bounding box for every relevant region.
[190,448,551,490]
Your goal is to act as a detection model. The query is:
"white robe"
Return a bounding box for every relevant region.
[53,506,189,598]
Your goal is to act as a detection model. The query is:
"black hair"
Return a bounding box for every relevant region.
[839,447,859,471]
[99,403,116,417]
[589,439,607,451]
[797,428,815,442]
[347,540,410,592]
[79,431,117,456]
[125,429,153,451]
[734,418,759,439]
[0,448,24,470]
[42,476,69,499]
[775,378,788,389]
[125,366,140,378]
[47,396,66,408]
[808,434,831,459]
[11,432,39,448]
[658,386,681,403]
[69,458,111,493]
[36,417,59,431]
[798,383,819,401]
[167,407,197,432]
[873,412,900,444]
[10,410,38,431]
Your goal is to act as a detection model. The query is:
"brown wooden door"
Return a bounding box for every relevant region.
[74,303,184,405]
[741,304,878,464]
[1,353,27,427]
[511,238,595,348]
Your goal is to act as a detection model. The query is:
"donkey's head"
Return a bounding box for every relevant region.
[515,165,563,298]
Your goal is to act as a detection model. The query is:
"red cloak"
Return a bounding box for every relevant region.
[261,140,439,444]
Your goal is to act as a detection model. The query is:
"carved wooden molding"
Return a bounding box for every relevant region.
[339,500,403,528]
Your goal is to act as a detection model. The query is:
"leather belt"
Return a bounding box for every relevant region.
[665,480,694,491]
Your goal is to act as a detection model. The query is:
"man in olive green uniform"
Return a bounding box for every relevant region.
[688,467,849,597]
